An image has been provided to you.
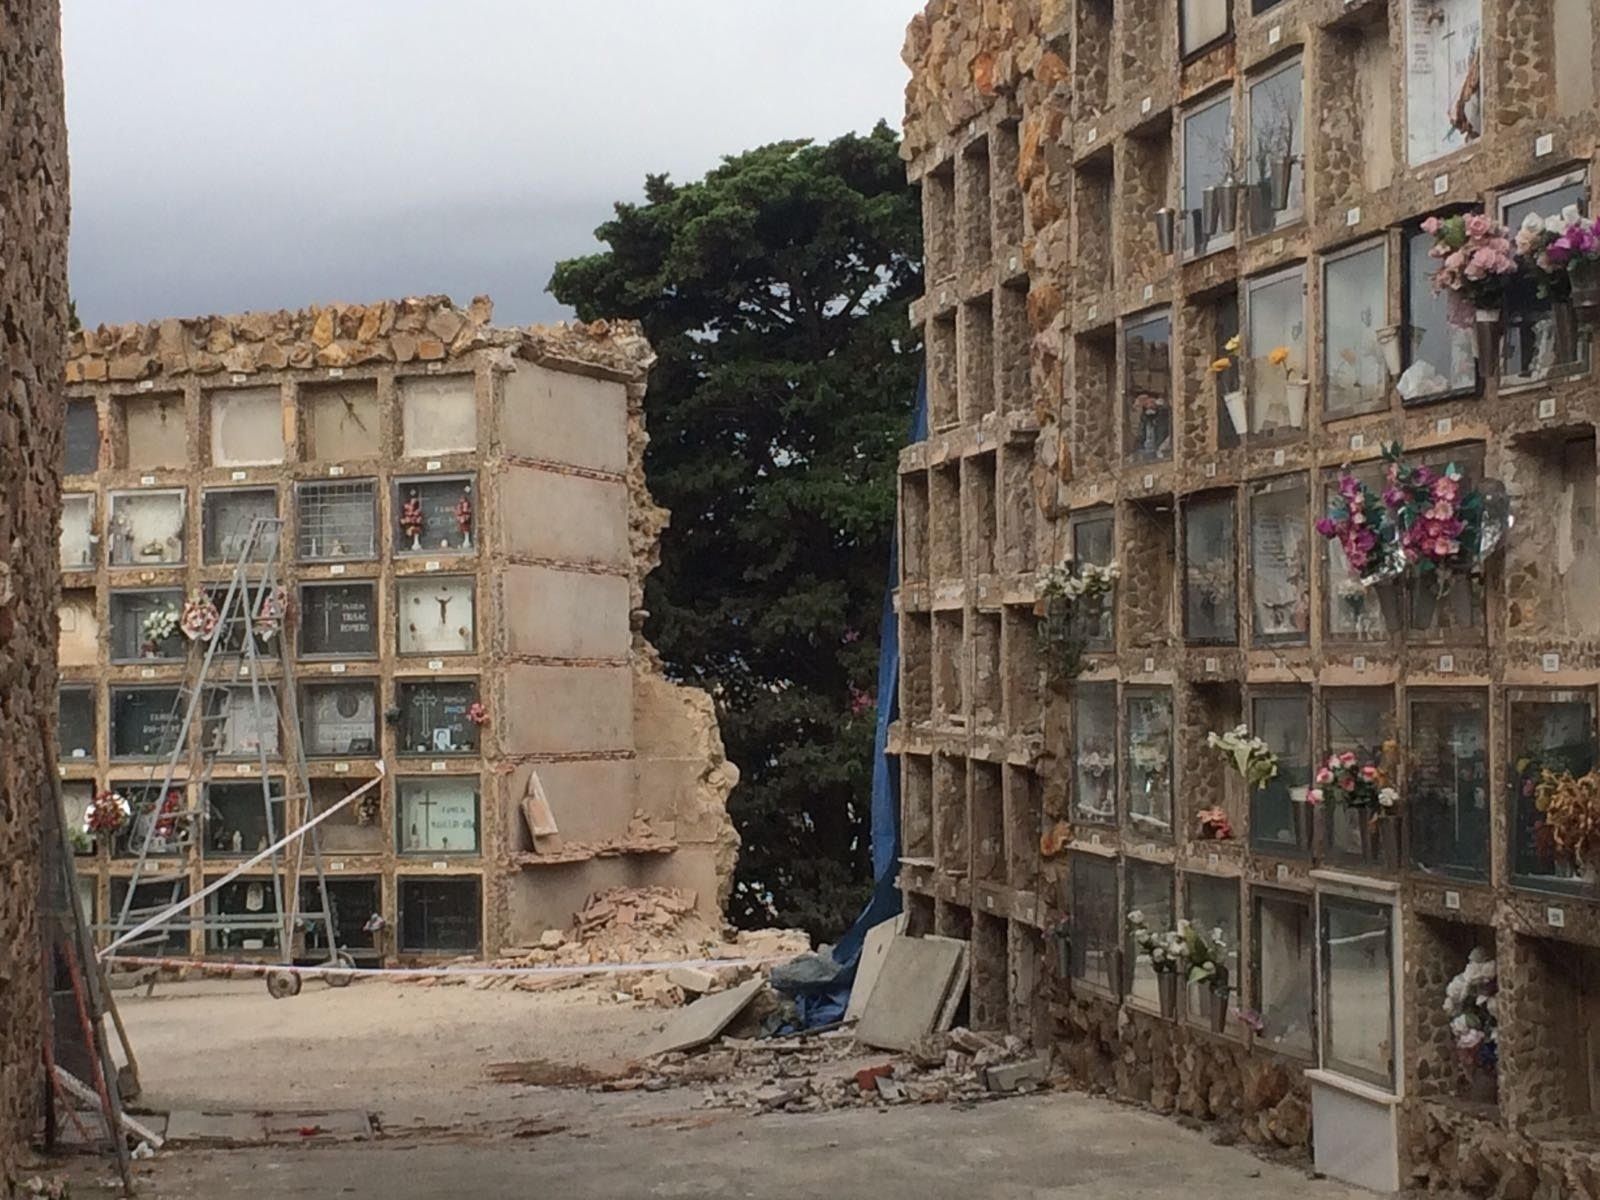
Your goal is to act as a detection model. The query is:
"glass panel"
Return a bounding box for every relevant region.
[301,682,379,758]
[1323,244,1389,418]
[1126,860,1174,1008]
[1214,294,1243,448]
[109,590,185,662]
[1251,693,1312,853]
[204,780,285,858]
[1184,493,1236,643]
[394,475,476,556]
[1182,94,1234,258]
[1510,690,1597,892]
[206,878,281,953]
[108,491,185,566]
[1073,683,1118,824]
[1249,477,1310,644]
[299,583,378,658]
[109,879,189,954]
[1409,448,1486,636]
[1322,465,1394,640]
[398,778,480,854]
[109,688,182,760]
[1409,692,1491,880]
[299,878,382,960]
[399,878,481,953]
[1069,853,1121,995]
[62,782,94,854]
[1127,691,1174,834]
[1124,313,1173,463]
[202,488,278,564]
[1245,61,1303,233]
[397,577,476,655]
[114,783,188,857]
[64,399,98,475]
[1186,874,1240,1026]
[200,685,280,759]
[1404,0,1483,167]
[1401,225,1476,401]
[1245,268,1307,435]
[1321,895,1395,1089]
[396,680,481,756]
[1181,0,1228,54]
[1501,175,1589,385]
[296,479,378,561]
[1324,690,1398,868]
[1072,512,1116,648]
[60,494,95,571]
[58,687,95,761]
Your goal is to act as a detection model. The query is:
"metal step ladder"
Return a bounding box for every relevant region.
[105,517,348,997]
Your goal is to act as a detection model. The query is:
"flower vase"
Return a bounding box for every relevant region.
[1158,972,1179,1020]
[410,533,421,551]
[1284,379,1308,428]
[1551,299,1578,365]
[1153,207,1177,256]
[1208,966,1231,1035]
[460,531,472,550]
[1223,390,1248,438]
[1140,410,1160,454]
[1473,308,1503,375]
[1213,179,1239,234]
[1268,156,1295,212]
[1376,325,1404,377]
[1571,260,1600,326]
[1289,787,1312,847]
[1375,580,1402,631]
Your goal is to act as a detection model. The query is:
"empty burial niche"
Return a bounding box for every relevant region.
[400,375,477,458]
[933,611,965,724]
[900,471,930,584]
[202,487,278,565]
[971,611,1002,731]
[991,120,1024,249]
[1510,935,1600,1134]
[902,612,933,724]
[57,590,98,668]
[964,453,998,577]
[397,576,476,656]
[1506,433,1600,639]
[903,753,935,861]
[1002,605,1042,733]
[1073,328,1117,467]
[957,135,993,274]
[1005,766,1042,887]
[928,312,959,431]
[972,760,1004,884]
[397,776,480,855]
[933,754,969,872]
[200,684,281,759]
[1412,917,1498,1106]
[924,159,956,282]
[60,493,95,571]
[301,379,381,462]
[1122,497,1176,645]
[301,680,379,758]
[959,296,996,424]
[396,678,481,756]
[1000,446,1036,576]
[310,778,386,855]
[114,391,186,471]
[935,899,973,943]
[58,686,95,762]
[107,490,185,566]
[1073,158,1114,299]
[996,282,1031,416]
[930,464,961,582]
[905,892,935,937]
[1009,923,1044,1044]
[971,911,1009,1032]
[206,386,285,467]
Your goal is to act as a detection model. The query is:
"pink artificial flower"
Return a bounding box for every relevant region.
[1464,213,1492,239]
[1315,767,1334,785]
[1361,764,1379,781]
[1421,216,1441,235]
[1339,751,1357,766]
[1315,517,1337,538]
[1307,788,1324,806]
[1340,776,1357,792]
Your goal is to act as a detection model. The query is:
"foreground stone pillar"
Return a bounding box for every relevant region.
[0,0,70,1192]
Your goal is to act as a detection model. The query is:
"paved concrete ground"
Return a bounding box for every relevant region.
[48,979,1376,1198]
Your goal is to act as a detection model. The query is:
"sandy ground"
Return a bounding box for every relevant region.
[42,979,1376,1199]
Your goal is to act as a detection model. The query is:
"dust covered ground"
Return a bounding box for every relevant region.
[37,978,1381,1199]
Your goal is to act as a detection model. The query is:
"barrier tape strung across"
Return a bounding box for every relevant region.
[104,953,791,981]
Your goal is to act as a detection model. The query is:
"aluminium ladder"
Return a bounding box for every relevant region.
[105,516,349,997]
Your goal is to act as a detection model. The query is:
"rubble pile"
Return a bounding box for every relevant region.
[626,1027,1052,1115]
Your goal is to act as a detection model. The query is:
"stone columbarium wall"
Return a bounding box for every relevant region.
[0,0,70,1191]
[896,0,1600,1193]
[59,295,737,964]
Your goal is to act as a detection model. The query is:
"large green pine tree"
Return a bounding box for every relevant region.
[550,123,923,939]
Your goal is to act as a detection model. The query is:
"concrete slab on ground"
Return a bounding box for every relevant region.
[855,936,966,1052]
[843,914,903,1023]
[643,976,765,1057]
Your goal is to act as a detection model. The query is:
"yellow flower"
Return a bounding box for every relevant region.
[1224,335,1240,353]
[1209,357,1232,373]
[1267,346,1290,367]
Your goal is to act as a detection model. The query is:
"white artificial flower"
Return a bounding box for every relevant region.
[1211,927,1225,947]
[1378,787,1398,809]
[1445,976,1468,1006]
[1524,212,1548,235]
[1127,909,1145,926]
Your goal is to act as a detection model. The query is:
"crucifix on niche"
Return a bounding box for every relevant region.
[399,576,474,655]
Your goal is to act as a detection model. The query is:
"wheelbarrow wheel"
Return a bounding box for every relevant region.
[266,969,302,999]
[323,952,357,988]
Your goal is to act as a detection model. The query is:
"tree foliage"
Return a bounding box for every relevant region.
[550,123,922,939]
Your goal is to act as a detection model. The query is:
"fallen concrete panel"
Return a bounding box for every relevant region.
[844,914,904,1023]
[931,936,970,1033]
[643,976,766,1057]
[855,936,967,1052]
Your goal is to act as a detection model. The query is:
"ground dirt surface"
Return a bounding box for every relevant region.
[45,979,1375,1198]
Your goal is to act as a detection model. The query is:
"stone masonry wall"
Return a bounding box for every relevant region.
[0,0,70,1191]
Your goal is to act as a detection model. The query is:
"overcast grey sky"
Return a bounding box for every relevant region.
[63,2,912,328]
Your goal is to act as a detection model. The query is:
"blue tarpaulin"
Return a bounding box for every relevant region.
[772,375,928,1028]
